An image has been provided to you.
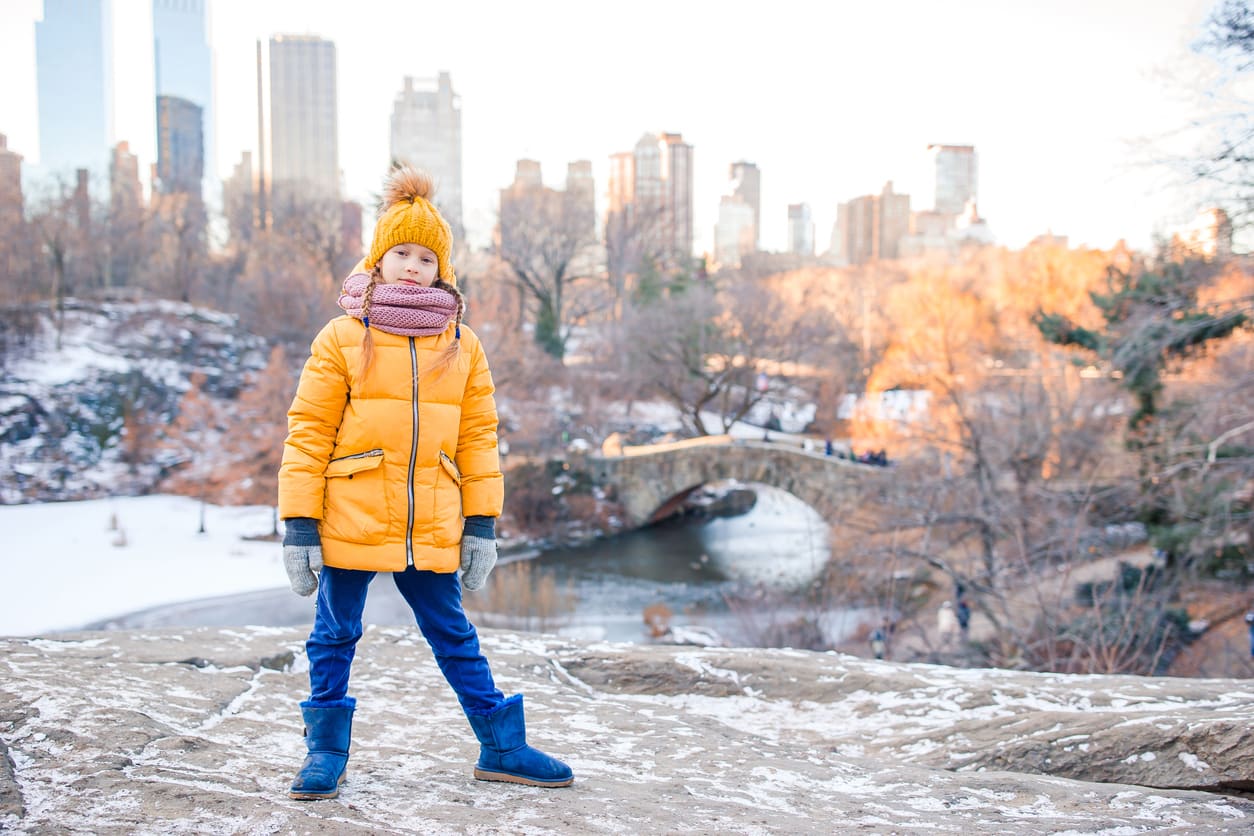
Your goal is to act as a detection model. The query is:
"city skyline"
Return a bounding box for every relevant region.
[0,0,1224,254]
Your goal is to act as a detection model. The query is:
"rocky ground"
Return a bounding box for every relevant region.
[2,626,1253,834]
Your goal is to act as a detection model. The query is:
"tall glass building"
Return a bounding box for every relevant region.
[36,0,113,178]
[269,35,339,200]
[153,0,213,188]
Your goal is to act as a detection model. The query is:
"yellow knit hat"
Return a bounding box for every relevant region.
[364,166,456,286]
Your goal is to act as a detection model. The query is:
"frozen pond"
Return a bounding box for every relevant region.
[90,484,866,648]
[474,483,861,647]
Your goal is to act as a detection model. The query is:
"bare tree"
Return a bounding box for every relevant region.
[618,273,840,435]
[1192,0,1254,233]
[103,182,148,291]
[604,202,671,317]
[218,344,297,534]
[141,192,208,303]
[271,182,360,289]
[496,183,603,360]
[160,372,227,533]
[844,254,1171,670]
[233,229,341,345]
[26,176,92,347]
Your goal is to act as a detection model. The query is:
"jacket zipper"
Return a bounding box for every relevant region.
[406,337,419,567]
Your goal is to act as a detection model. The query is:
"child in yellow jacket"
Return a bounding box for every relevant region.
[278,165,572,799]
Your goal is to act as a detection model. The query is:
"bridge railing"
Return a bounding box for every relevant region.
[596,432,886,470]
[599,433,733,458]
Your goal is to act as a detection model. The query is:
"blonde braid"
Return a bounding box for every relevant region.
[424,278,465,380]
[357,273,379,380]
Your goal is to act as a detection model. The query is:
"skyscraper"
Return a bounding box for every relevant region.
[109,141,142,211]
[511,159,543,188]
[498,159,547,259]
[730,161,761,250]
[153,0,214,185]
[269,35,339,199]
[498,160,598,284]
[607,151,635,216]
[0,135,24,233]
[0,135,23,280]
[714,161,761,268]
[565,160,596,243]
[787,203,814,256]
[928,144,978,216]
[223,152,256,244]
[714,196,755,267]
[389,73,463,237]
[659,134,694,264]
[36,0,113,178]
[834,182,911,265]
[155,96,204,194]
[607,132,694,267]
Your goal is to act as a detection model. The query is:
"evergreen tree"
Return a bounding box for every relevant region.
[1035,258,1252,570]
[1034,260,1247,430]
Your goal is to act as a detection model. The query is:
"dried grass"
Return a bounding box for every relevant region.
[468,560,576,633]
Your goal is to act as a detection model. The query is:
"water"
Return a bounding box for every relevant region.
[89,484,864,648]
[497,484,837,645]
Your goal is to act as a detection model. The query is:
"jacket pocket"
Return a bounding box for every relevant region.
[323,449,387,544]
[433,450,463,547]
[439,450,462,486]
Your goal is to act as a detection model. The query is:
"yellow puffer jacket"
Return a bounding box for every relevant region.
[278,316,503,573]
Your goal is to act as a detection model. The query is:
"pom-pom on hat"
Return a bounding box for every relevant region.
[365,165,456,286]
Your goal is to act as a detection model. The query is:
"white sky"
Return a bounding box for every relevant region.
[0,0,1224,253]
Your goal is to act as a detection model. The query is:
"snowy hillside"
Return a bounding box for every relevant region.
[0,298,269,503]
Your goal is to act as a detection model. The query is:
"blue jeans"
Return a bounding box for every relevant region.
[306,566,504,713]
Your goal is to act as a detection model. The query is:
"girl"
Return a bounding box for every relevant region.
[278,165,573,800]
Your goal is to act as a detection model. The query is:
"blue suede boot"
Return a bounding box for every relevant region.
[289,699,354,800]
[466,695,573,787]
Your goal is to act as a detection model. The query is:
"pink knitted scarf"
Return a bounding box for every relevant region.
[337,273,457,336]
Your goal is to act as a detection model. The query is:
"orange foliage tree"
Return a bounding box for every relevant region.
[853,247,1134,658]
[217,344,298,534]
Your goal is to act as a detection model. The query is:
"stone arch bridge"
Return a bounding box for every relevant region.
[588,435,888,528]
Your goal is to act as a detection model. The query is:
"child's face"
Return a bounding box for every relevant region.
[378,243,439,287]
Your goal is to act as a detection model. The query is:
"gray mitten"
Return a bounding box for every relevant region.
[282,517,323,597]
[460,535,498,591]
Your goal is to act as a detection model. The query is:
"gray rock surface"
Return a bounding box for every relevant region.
[2,626,1252,834]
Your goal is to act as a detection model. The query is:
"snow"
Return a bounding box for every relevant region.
[7,329,133,386]
[0,495,284,636]
[1,299,269,504]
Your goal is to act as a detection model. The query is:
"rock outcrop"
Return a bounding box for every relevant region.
[2,627,1252,833]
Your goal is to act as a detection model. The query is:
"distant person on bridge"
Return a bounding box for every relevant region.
[956,599,971,639]
[869,628,887,659]
[278,166,572,801]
